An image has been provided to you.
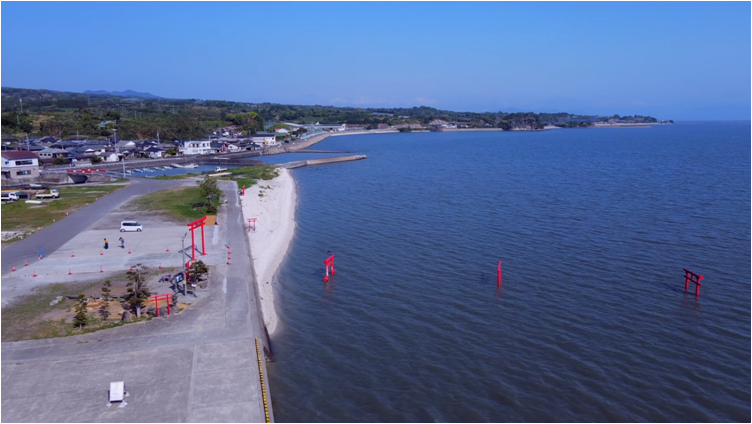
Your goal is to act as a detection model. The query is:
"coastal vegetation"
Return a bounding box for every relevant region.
[126,165,276,221]
[1,87,665,140]
[220,165,279,189]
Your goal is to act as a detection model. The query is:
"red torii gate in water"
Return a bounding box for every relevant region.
[187,216,207,260]
[323,255,335,283]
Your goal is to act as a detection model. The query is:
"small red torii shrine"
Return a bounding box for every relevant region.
[150,293,173,317]
[187,216,207,260]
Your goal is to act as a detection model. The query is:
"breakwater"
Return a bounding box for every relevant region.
[277,155,367,169]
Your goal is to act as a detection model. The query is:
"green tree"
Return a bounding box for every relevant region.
[126,264,150,317]
[198,176,221,214]
[73,294,89,328]
[99,279,113,322]
[52,157,67,165]
[90,156,102,164]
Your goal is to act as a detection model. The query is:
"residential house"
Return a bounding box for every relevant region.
[252,133,277,147]
[39,136,61,144]
[210,142,230,154]
[144,147,166,159]
[37,148,71,164]
[179,140,212,156]
[1,151,41,180]
[99,150,120,162]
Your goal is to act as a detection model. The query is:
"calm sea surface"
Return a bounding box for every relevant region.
[267,124,750,422]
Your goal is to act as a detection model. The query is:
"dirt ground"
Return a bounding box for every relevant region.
[1,266,192,342]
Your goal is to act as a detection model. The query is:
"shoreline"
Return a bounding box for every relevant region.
[240,167,296,336]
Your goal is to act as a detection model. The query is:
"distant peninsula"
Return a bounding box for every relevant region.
[1,87,672,141]
[83,89,162,99]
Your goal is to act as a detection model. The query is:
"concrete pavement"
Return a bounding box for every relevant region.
[1,179,273,422]
[1,178,183,276]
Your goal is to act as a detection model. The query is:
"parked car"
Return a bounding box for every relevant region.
[120,221,143,232]
[1,192,19,202]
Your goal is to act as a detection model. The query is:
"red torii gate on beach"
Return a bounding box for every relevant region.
[187,216,207,260]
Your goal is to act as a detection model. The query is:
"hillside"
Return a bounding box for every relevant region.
[1,87,663,140]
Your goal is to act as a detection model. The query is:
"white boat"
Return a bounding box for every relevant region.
[215,166,228,172]
[171,163,199,169]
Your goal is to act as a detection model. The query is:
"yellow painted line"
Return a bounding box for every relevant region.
[255,338,271,423]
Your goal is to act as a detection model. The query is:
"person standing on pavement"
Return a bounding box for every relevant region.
[104,238,109,250]
[119,237,125,249]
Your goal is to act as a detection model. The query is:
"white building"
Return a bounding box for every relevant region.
[1,151,41,179]
[252,133,278,147]
[179,140,212,155]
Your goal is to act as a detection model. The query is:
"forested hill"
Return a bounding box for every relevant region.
[1,87,663,140]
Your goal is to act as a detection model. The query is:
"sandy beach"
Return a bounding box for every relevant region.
[240,167,296,335]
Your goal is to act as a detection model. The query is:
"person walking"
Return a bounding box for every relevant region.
[104,238,109,250]
[119,237,125,249]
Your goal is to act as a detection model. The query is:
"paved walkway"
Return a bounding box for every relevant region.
[1,180,273,422]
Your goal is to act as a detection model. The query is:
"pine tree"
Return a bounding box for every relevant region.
[126,264,150,317]
[99,279,112,321]
[73,294,88,328]
[188,260,208,283]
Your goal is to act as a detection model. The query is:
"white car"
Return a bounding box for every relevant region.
[120,221,143,232]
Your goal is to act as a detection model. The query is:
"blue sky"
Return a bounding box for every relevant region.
[2,2,749,119]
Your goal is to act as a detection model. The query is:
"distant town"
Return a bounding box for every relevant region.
[1,86,673,185]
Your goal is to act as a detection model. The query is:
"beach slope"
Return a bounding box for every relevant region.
[241,168,296,335]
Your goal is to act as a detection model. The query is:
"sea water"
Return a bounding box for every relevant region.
[267,123,750,422]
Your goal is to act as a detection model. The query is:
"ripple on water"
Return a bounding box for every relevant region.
[269,125,751,423]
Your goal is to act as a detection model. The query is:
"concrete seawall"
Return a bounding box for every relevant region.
[277,155,367,169]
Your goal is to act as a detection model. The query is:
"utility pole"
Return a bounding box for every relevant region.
[19,99,23,113]
[114,128,125,177]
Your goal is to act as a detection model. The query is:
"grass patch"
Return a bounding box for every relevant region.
[125,186,208,222]
[153,173,201,180]
[219,164,278,188]
[1,184,128,239]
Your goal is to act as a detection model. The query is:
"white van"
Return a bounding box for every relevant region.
[120,221,143,232]
[1,192,19,202]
